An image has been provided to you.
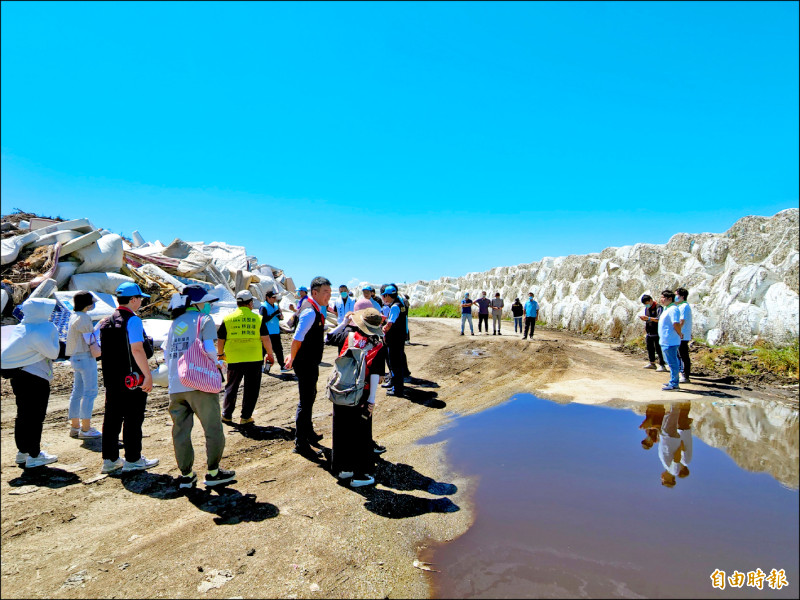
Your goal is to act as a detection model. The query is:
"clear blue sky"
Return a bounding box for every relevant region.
[2,1,797,289]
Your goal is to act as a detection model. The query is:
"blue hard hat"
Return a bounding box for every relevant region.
[363,285,374,291]
[383,285,397,295]
[298,286,308,292]
[115,282,150,298]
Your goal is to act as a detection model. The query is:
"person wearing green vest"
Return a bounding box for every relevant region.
[217,290,274,425]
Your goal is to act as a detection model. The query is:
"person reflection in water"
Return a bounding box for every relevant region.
[659,402,693,487]
[639,404,666,450]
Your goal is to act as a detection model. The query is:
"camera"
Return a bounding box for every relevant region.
[124,372,144,389]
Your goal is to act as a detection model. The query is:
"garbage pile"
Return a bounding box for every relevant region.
[1,211,303,340]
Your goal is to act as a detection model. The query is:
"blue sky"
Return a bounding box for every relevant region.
[2,1,797,289]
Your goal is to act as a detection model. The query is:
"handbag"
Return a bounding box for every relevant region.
[177,315,223,393]
[87,332,102,359]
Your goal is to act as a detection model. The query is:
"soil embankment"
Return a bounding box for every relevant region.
[1,318,795,599]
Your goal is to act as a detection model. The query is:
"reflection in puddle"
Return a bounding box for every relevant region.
[423,395,798,599]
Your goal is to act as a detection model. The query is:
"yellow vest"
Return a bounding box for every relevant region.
[223,307,263,363]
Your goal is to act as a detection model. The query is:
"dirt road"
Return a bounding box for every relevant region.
[1,318,793,599]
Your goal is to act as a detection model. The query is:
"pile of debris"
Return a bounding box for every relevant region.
[1,211,305,343]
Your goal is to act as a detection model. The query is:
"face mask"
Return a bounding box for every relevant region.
[341,292,348,298]
[200,303,212,315]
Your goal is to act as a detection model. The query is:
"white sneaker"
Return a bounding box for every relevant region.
[643,363,656,369]
[15,452,30,465]
[655,365,667,372]
[101,458,124,473]
[122,456,159,472]
[350,474,376,488]
[25,451,58,468]
[78,427,102,439]
[337,471,354,479]
[69,427,80,438]
[679,374,688,384]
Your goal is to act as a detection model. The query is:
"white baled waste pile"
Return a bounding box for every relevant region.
[0,213,301,345]
[407,209,799,347]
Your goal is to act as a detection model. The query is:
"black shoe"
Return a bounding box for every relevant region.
[460,332,464,335]
[178,472,197,489]
[497,332,502,335]
[204,469,236,487]
[307,430,324,443]
[373,443,387,455]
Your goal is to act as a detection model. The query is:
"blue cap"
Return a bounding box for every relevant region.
[298,286,308,292]
[383,285,397,295]
[115,282,150,298]
[363,285,374,291]
[464,292,469,297]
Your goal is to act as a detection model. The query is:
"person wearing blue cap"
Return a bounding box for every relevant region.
[381,284,407,397]
[460,292,475,335]
[287,286,310,330]
[98,282,159,474]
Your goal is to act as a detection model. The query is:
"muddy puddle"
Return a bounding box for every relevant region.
[421,395,799,598]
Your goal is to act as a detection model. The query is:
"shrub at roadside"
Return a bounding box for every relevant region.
[755,339,799,378]
[408,303,461,318]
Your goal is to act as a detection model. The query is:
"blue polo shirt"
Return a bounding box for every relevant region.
[387,304,401,324]
[524,299,539,317]
[658,304,682,346]
[259,302,282,335]
[461,298,473,314]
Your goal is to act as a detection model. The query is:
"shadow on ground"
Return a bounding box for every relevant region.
[9,466,82,489]
[185,486,280,525]
[376,459,457,495]
[403,388,446,409]
[235,424,295,442]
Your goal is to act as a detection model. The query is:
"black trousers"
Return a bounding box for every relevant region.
[646,335,666,365]
[294,362,319,444]
[269,333,285,369]
[6,369,50,457]
[678,340,691,376]
[102,384,147,462]
[386,340,407,395]
[478,314,489,332]
[331,403,374,476]
[222,361,263,420]
[524,317,537,338]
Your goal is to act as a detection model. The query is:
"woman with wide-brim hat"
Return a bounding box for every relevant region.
[325,306,387,488]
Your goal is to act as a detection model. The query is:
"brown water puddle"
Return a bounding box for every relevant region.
[421,395,798,598]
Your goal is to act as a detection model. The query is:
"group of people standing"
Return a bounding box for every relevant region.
[1,277,411,492]
[639,287,693,391]
[460,291,539,339]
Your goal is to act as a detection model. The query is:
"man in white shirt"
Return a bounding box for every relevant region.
[333,285,356,325]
